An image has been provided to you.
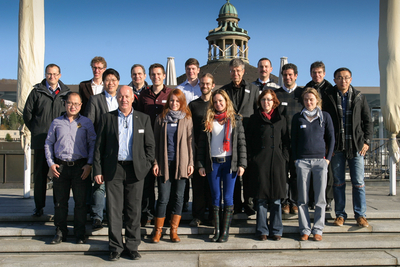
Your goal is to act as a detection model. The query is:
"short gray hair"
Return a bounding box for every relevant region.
[229,58,245,69]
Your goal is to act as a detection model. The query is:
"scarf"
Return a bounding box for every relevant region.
[336,86,354,159]
[301,106,324,127]
[214,112,231,152]
[261,108,275,120]
[164,110,186,123]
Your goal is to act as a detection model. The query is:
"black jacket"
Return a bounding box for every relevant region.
[322,85,373,152]
[23,79,70,149]
[196,114,247,173]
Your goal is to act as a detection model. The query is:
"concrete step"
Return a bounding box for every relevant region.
[1,219,399,238]
[1,249,400,267]
[1,233,400,253]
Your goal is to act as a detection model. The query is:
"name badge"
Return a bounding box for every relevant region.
[138,129,145,133]
[245,89,250,94]
[281,102,288,106]
[300,125,307,129]
[162,100,167,103]
[171,123,177,127]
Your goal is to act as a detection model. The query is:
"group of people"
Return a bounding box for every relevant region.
[22,56,372,261]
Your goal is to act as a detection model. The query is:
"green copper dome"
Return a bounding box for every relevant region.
[219,0,238,17]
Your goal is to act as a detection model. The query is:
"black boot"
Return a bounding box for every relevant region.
[218,205,233,242]
[211,206,220,242]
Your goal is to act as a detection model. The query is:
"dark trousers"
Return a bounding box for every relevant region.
[52,161,90,237]
[256,198,283,236]
[191,169,212,221]
[141,170,156,220]
[283,158,298,206]
[156,161,186,217]
[106,162,144,253]
[33,148,49,210]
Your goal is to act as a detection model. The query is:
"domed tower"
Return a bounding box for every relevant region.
[206,0,250,63]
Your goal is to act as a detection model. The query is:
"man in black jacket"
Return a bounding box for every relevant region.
[322,67,372,228]
[23,64,70,217]
[221,58,258,215]
[274,63,303,215]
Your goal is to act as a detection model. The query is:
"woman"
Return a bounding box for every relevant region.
[246,89,290,241]
[197,89,246,243]
[152,89,194,243]
[292,88,335,241]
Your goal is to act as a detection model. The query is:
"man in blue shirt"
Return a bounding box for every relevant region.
[45,92,96,244]
[93,86,155,261]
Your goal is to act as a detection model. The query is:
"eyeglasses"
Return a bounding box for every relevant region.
[335,76,351,81]
[263,98,274,102]
[66,101,82,107]
[92,67,105,71]
[46,73,60,77]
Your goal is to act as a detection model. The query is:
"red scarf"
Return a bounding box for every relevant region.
[261,109,275,120]
[214,112,231,152]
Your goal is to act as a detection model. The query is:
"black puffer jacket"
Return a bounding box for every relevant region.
[23,79,70,149]
[196,114,247,173]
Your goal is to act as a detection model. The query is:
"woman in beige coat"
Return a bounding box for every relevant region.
[152,89,194,243]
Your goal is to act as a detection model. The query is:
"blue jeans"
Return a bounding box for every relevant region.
[331,151,367,219]
[207,158,237,207]
[92,182,106,221]
[256,198,282,236]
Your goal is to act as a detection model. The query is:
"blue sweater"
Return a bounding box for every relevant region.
[291,111,335,161]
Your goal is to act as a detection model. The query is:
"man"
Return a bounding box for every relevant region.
[93,86,155,261]
[303,61,334,211]
[221,58,258,215]
[23,64,70,217]
[44,92,96,244]
[252,57,279,93]
[79,57,107,114]
[188,73,214,226]
[128,64,148,110]
[322,67,372,228]
[83,68,120,230]
[274,63,303,215]
[176,58,201,103]
[176,58,201,212]
[137,63,172,225]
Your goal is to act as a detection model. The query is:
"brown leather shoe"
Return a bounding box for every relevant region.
[290,205,298,214]
[282,204,290,214]
[259,235,267,241]
[300,234,309,241]
[313,234,322,241]
[272,235,281,241]
[151,217,165,243]
[356,217,369,227]
[333,217,345,226]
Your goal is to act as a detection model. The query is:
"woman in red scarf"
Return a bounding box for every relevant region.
[197,89,247,242]
[246,89,290,241]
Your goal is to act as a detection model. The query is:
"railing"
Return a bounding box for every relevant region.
[364,138,400,179]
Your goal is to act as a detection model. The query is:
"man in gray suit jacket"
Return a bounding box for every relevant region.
[93,86,155,261]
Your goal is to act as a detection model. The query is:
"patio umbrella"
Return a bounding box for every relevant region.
[166,57,177,86]
[278,57,288,86]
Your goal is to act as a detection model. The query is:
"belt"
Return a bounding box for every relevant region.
[118,160,133,165]
[55,158,87,167]
[212,156,232,163]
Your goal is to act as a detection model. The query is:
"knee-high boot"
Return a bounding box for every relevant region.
[152,217,165,243]
[218,205,234,242]
[211,206,220,242]
[170,214,181,242]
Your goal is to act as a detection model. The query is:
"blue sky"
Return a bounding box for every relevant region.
[0,0,379,86]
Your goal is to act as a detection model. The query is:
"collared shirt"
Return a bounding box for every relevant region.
[253,78,280,93]
[128,81,148,97]
[118,109,134,161]
[44,114,97,167]
[282,83,298,94]
[137,85,172,127]
[104,90,118,112]
[45,81,61,96]
[176,79,201,104]
[91,79,104,95]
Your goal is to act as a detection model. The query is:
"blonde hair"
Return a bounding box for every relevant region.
[301,87,322,109]
[203,89,238,132]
